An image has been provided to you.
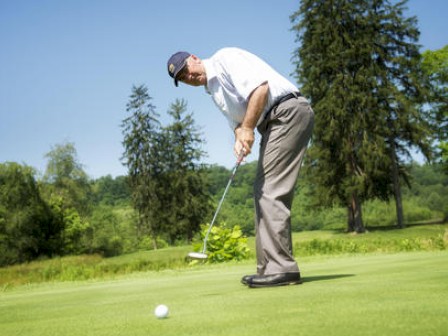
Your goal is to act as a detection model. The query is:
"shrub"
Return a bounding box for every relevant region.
[191,223,250,263]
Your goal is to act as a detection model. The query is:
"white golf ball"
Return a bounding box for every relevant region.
[154,304,169,319]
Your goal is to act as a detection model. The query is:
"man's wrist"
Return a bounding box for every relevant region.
[235,125,255,134]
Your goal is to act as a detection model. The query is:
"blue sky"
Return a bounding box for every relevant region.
[1,0,447,178]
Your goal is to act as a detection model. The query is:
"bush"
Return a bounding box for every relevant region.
[191,223,250,263]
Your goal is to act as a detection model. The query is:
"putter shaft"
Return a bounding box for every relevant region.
[199,152,244,254]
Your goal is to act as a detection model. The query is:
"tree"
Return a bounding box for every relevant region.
[122,88,212,247]
[42,141,92,216]
[92,175,131,206]
[291,0,435,232]
[88,205,123,257]
[41,141,92,253]
[121,85,164,248]
[0,163,62,266]
[369,2,435,229]
[162,99,211,243]
[421,45,448,172]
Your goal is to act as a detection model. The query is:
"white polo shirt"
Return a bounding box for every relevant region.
[202,47,298,130]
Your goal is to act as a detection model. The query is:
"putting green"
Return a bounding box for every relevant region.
[1,251,447,336]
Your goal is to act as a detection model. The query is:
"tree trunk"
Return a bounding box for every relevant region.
[389,140,405,229]
[152,238,158,250]
[347,205,355,231]
[347,192,366,233]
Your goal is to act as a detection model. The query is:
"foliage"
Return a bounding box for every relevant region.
[40,142,94,255]
[42,141,92,217]
[404,163,448,220]
[0,162,62,266]
[91,175,131,206]
[86,205,123,257]
[191,223,250,263]
[421,45,448,171]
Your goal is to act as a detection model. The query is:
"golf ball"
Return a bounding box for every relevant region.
[154,304,169,319]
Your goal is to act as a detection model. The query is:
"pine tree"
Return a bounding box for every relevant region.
[291,0,435,231]
[121,85,163,248]
[368,0,434,228]
[122,89,211,247]
[162,99,210,243]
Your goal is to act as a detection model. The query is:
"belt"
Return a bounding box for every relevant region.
[270,91,302,112]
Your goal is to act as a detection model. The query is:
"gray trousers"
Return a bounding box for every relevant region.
[255,96,314,275]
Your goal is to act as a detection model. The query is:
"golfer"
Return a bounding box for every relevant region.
[167,47,314,288]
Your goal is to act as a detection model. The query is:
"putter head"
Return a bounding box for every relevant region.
[188,252,208,259]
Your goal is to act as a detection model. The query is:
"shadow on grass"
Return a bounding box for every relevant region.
[302,274,355,283]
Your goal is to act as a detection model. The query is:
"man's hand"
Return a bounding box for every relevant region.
[234,126,254,157]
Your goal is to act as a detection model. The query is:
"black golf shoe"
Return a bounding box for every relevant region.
[247,272,302,288]
[241,274,258,285]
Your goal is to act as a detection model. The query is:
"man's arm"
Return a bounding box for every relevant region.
[234,82,269,157]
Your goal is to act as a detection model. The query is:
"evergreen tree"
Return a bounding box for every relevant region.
[162,99,211,243]
[368,1,434,228]
[121,85,163,248]
[291,0,435,232]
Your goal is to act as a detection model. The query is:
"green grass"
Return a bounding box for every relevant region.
[0,247,191,288]
[293,224,448,255]
[0,251,447,336]
[1,224,446,288]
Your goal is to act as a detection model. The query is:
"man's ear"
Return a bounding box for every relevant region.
[190,54,201,64]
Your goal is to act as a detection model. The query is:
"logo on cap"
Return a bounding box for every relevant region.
[169,63,175,75]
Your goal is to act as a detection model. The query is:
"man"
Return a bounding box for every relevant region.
[167,47,314,288]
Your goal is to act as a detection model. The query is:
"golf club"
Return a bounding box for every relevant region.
[188,151,245,259]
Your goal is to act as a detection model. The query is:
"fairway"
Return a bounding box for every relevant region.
[1,251,447,336]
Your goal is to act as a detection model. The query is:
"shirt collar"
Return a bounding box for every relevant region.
[202,58,216,94]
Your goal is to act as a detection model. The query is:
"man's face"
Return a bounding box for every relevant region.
[176,55,207,87]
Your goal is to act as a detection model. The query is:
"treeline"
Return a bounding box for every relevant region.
[0,148,446,267]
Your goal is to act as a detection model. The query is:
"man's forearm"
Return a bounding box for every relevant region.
[240,82,269,130]
[233,82,269,156]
